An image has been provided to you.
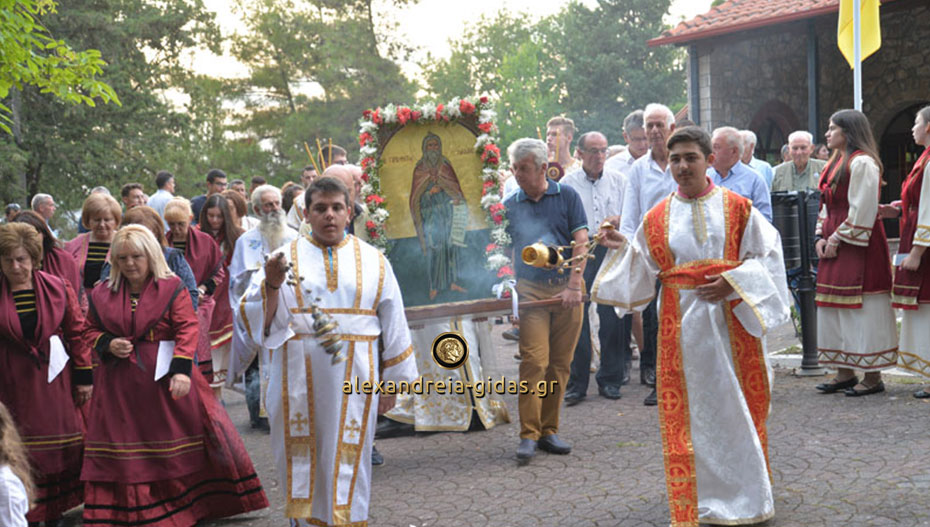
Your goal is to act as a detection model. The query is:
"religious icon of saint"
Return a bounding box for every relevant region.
[409,132,469,300]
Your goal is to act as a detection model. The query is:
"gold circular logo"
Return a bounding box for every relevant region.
[431,332,468,369]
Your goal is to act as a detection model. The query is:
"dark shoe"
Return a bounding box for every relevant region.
[845,381,885,397]
[538,434,572,455]
[913,389,930,399]
[503,328,520,341]
[564,391,585,406]
[250,417,270,432]
[516,439,537,465]
[643,388,657,406]
[815,376,858,394]
[375,418,416,439]
[371,445,384,466]
[640,367,656,386]
[598,385,622,400]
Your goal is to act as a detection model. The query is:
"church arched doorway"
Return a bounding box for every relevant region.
[749,100,801,165]
[879,103,929,239]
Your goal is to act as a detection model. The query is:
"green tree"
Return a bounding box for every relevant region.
[0,0,218,226]
[423,12,534,104]
[229,0,417,177]
[496,40,561,148]
[547,0,686,140]
[1,0,118,135]
[423,0,686,151]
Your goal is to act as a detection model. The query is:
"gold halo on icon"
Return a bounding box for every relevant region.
[431,332,468,369]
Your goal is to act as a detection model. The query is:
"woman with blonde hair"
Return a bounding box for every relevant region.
[64,192,121,306]
[0,401,34,527]
[100,206,199,309]
[80,225,267,526]
[0,223,92,525]
[814,109,897,396]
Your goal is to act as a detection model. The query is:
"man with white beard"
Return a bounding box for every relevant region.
[229,184,299,429]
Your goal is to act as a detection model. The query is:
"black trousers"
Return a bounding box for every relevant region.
[566,245,632,394]
[641,280,660,372]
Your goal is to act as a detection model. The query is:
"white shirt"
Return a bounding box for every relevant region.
[561,166,626,228]
[619,149,678,237]
[0,465,28,527]
[147,189,173,217]
[604,149,636,177]
[147,189,174,228]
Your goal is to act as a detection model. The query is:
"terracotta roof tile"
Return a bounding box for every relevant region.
[650,0,894,46]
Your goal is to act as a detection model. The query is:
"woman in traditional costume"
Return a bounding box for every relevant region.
[102,206,199,309]
[80,225,268,526]
[165,197,225,387]
[890,105,930,397]
[64,193,121,308]
[814,109,897,396]
[0,223,92,526]
[196,194,242,397]
[11,211,81,296]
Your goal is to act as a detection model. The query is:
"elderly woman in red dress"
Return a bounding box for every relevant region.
[80,225,267,526]
[0,223,92,526]
[164,198,226,386]
[196,194,242,397]
[64,193,121,307]
[11,210,81,296]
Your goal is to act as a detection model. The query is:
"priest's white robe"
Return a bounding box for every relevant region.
[240,234,418,526]
[228,225,298,389]
[591,185,790,527]
[386,317,510,431]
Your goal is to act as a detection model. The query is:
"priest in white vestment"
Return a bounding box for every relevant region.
[592,127,790,527]
[241,176,417,526]
[228,185,298,428]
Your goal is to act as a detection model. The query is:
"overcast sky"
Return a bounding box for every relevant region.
[194,0,713,79]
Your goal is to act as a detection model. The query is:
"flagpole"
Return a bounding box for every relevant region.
[853,0,862,110]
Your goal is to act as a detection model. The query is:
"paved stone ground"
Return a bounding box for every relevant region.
[63,321,930,526]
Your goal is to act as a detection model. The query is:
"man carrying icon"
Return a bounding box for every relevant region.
[239,176,418,527]
[592,126,790,526]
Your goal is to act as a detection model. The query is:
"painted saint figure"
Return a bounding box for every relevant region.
[409,132,468,299]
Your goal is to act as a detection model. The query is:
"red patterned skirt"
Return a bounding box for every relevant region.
[82,372,268,526]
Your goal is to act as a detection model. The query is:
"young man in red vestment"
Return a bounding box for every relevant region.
[594,127,790,526]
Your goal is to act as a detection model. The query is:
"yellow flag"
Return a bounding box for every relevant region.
[837,0,882,69]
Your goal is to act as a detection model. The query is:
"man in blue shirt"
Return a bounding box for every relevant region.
[708,127,773,222]
[740,130,775,189]
[504,138,588,465]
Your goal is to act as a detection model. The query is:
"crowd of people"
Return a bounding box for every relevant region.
[0,100,927,527]
[500,103,929,526]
